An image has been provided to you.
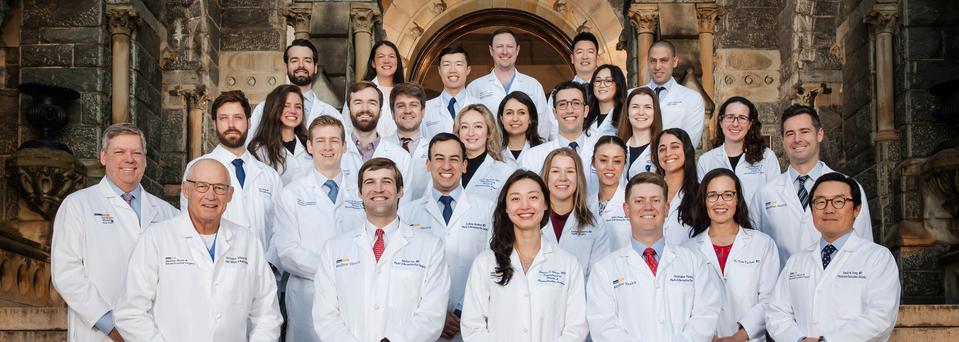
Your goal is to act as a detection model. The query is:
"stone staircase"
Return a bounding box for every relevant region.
[891,305,959,341]
[0,307,66,341]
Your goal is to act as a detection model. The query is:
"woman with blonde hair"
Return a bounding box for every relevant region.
[453,103,517,201]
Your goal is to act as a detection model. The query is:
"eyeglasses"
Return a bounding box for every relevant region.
[812,196,854,210]
[706,191,737,202]
[721,115,751,124]
[593,78,615,87]
[185,180,230,195]
[556,100,585,110]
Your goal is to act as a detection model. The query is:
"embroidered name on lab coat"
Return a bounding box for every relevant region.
[462,222,489,231]
[475,178,499,189]
[537,270,567,285]
[394,259,426,269]
[296,199,316,206]
[258,188,272,197]
[478,91,494,99]
[788,272,810,280]
[335,258,359,268]
[344,200,364,209]
[225,256,248,265]
[606,215,628,223]
[425,120,440,127]
[669,274,694,283]
[838,271,866,279]
[733,258,761,265]
[569,229,593,236]
[743,165,764,175]
[164,256,194,266]
[94,212,115,224]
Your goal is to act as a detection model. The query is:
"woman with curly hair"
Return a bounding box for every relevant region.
[652,128,699,246]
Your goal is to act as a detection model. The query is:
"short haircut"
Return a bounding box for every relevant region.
[101,122,146,153]
[308,115,346,140]
[490,28,517,46]
[210,90,252,121]
[551,81,587,106]
[810,172,862,208]
[625,172,668,200]
[649,40,676,57]
[357,157,404,192]
[438,45,470,65]
[780,104,823,135]
[571,31,599,51]
[283,39,318,64]
[347,81,384,108]
[427,133,467,160]
[390,82,426,111]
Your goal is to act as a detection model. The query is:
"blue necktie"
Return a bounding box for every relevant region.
[231,158,245,188]
[822,244,837,269]
[796,175,811,209]
[324,180,339,203]
[568,141,579,152]
[447,97,457,119]
[438,195,453,224]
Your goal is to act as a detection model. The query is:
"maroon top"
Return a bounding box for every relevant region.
[549,210,571,242]
[713,243,733,273]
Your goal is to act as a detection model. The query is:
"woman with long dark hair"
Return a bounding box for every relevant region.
[684,168,779,342]
[697,96,780,204]
[584,64,626,137]
[498,91,546,165]
[587,136,632,250]
[461,170,588,341]
[652,128,698,245]
[617,87,663,178]
[541,148,609,276]
[454,104,517,201]
[248,84,311,184]
[341,40,406,137]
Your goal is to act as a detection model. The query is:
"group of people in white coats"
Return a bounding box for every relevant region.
[49,27,902,342]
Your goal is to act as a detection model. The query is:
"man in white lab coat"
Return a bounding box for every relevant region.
[399,133,495,341]
[750,105,873,265]
[312,158,450,342]
[272,115,365,341]
[423,45,479,138]
[519,81,595,175]
[544,31,601,121]
[586,172,722,341]
[643,41,705,148]
[115,159,282,341]
[386,82,432,201]
[766,172,900,342]
[247,39,341,145]
[344,81,412,181]
[52,123,179,342]
[466,28,552,139]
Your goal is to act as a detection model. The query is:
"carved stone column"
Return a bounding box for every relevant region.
[107,5,140,124]
[350,4,379,81]
[696,3,722,100]
[628,4,658,86]
[287,4,312,40]
[865,3,899,142]
[177,86,211,160]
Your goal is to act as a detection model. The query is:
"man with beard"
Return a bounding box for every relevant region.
[642,41,705,148]
[247,39,342,145]
[344,81,411,186]
[182,90,284,276]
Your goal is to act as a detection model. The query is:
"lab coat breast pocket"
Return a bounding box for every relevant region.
[832,275,866,319]
[224,260,252,306]
[665,273,695,311]
[391,259,427,308]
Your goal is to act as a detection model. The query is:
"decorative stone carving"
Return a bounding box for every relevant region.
[410,22,423,40]
[431,0,446,14]
[627,5,659,34]
[350,7,378,35]
[287,5,313,40]
[107,5,140,124]
[865,3,898,34]
[576,21,590,33]
[351,5,380,81]
[695,3,722,34]
[553,0,568,12]
[789,83,832,107]
[176,86,211,160]
[865,2,899,142]
[107,6,140,37]
[5,150,86,221]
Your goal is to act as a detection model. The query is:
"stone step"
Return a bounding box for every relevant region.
[0,331,67,342]
[0,307,67,331]
[891,305,959,342]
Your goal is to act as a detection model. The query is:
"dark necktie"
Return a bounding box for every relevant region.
[447,97,457,119]
[822,244,837,269]
[401,137,413,153]
[643,248,658,276]
[121,192,134,206]
[324,180,339,203]
[796,175,811,209]
[568,141,579,152]
[438,195,453,224]
[231,158,246,188]
[655,86,666,99]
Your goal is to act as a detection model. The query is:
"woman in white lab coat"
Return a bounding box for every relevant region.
[584,64,626,138]
[697,96,781,205]
[541,148,610,277]
[341,40,406,137]
[461,170,588,341]
[454,104,517,201]
[616,87,662,178]
[497,91,546,165]
[589,136,631,250]
[652,128,698,245]
[683,168,780,341]
[248,84,313,185]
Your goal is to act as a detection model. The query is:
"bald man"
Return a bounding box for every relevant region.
[644,41,705,148]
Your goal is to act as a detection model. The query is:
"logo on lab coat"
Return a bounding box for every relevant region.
[164,256,194,266]
[612,277,635,288]
[94,212,114,224]
[335,258,359,268]
[536,270,567,285]
[788,271,810,280]
[764,200,786,210]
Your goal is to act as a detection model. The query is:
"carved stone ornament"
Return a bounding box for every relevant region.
[286,6,312,33]
[5,148,86,220]
[176,86,211,109]
[628,5,659,34]
[350,7,378,35]
[431,0,447,14]
[790,83,832,107]
[695,4,723,34]
[107,6,141,36]
[865,3,898,34]
[554,0,568,12]
[410,23,424,40]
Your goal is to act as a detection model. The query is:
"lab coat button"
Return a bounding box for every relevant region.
[374,304,380,310]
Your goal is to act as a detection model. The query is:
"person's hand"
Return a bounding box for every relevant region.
[108,328,124,342]
[802,338,820,342]
[716,328,749,342]
[441,310,460,339]
[712,336,720,342]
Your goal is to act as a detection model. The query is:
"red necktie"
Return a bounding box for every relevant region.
[400,137,412,153]
[643,248,658,276]
[373,229,385,262]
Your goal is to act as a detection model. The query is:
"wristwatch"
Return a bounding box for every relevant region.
[819,337,826,342]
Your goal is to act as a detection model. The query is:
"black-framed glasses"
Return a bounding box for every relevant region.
[593,78,615,87]
[812,196,854,210]
[556,100,585,110]
[185,180,230,195]
[706,191,737,202]
[720,115,751,124]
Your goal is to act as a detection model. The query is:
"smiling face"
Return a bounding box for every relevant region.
[360,167,404,219]
[307,125,345,170]
[705,175,738,226]
[100,134,146,192]
[505,178,548,231]
[553,88,587,135]
[489,32,519,69]
[546,155,578,202]
[623,182,669,238]
[279,92,304,129]
[372,44,398,78]
[501,98,531,138]
[286,45,317,87]
[592,68,616,103]
[392,94,423,134]
[811,181,860,241]
[720,102,751,143]
[438,52,471,90]
[349,86,382,133]
[782,114,824,166]
[627,93,656,131]
[456,110,489,156]
[214,102,249,149]
[184,159,234,226]
[648,46,678,85]
[593,143,627,187]
[657,133,686,174]
[571,39,598,76]
[428,139,467,194]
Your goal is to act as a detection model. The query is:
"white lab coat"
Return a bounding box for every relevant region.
[312,220,451,342]
[585,244,723,342]
[588,184,631,251]
[664,191,693,246]
[766,235,900,342]
[114,213,282,342]
[585,111,619,138]
[626,144,656,178]
[465,155,517,202]
[252,139,314,186]
[182,146,284,267]
[52,178,179,342]
[400,192,494,341]
[466,70,553,140]
[501,141,531,166]
[518,137,595,176]
[749,162,873,265]
[385,132,431,202]
[341,78,397,138]
[640,80,705,148]
[272,169,365,342]
[683,228,780,341]
[696,146,780,205]
[423,91,480,139]
[344,135,413,187]
[542,208,611,278]
[246,89,343,146]
[461,238,588,341]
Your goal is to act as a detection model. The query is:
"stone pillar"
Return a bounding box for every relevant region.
[866,3,899,142]
[628,4,658,86]
[177,87,211,161]
[350,4,379,81]
[696,3,721,100]
[107,6,140,124]
[287,4,312,40]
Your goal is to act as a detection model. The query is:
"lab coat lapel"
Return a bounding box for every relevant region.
[380,225,411,265]
[177,215,215,269]
[777,173,805,218]
[695,230,723,277]
[213,225,234,266]
[139,195,161,228]
[422,196,447,233]
[96,179,141,233]
[447,194,472,228]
